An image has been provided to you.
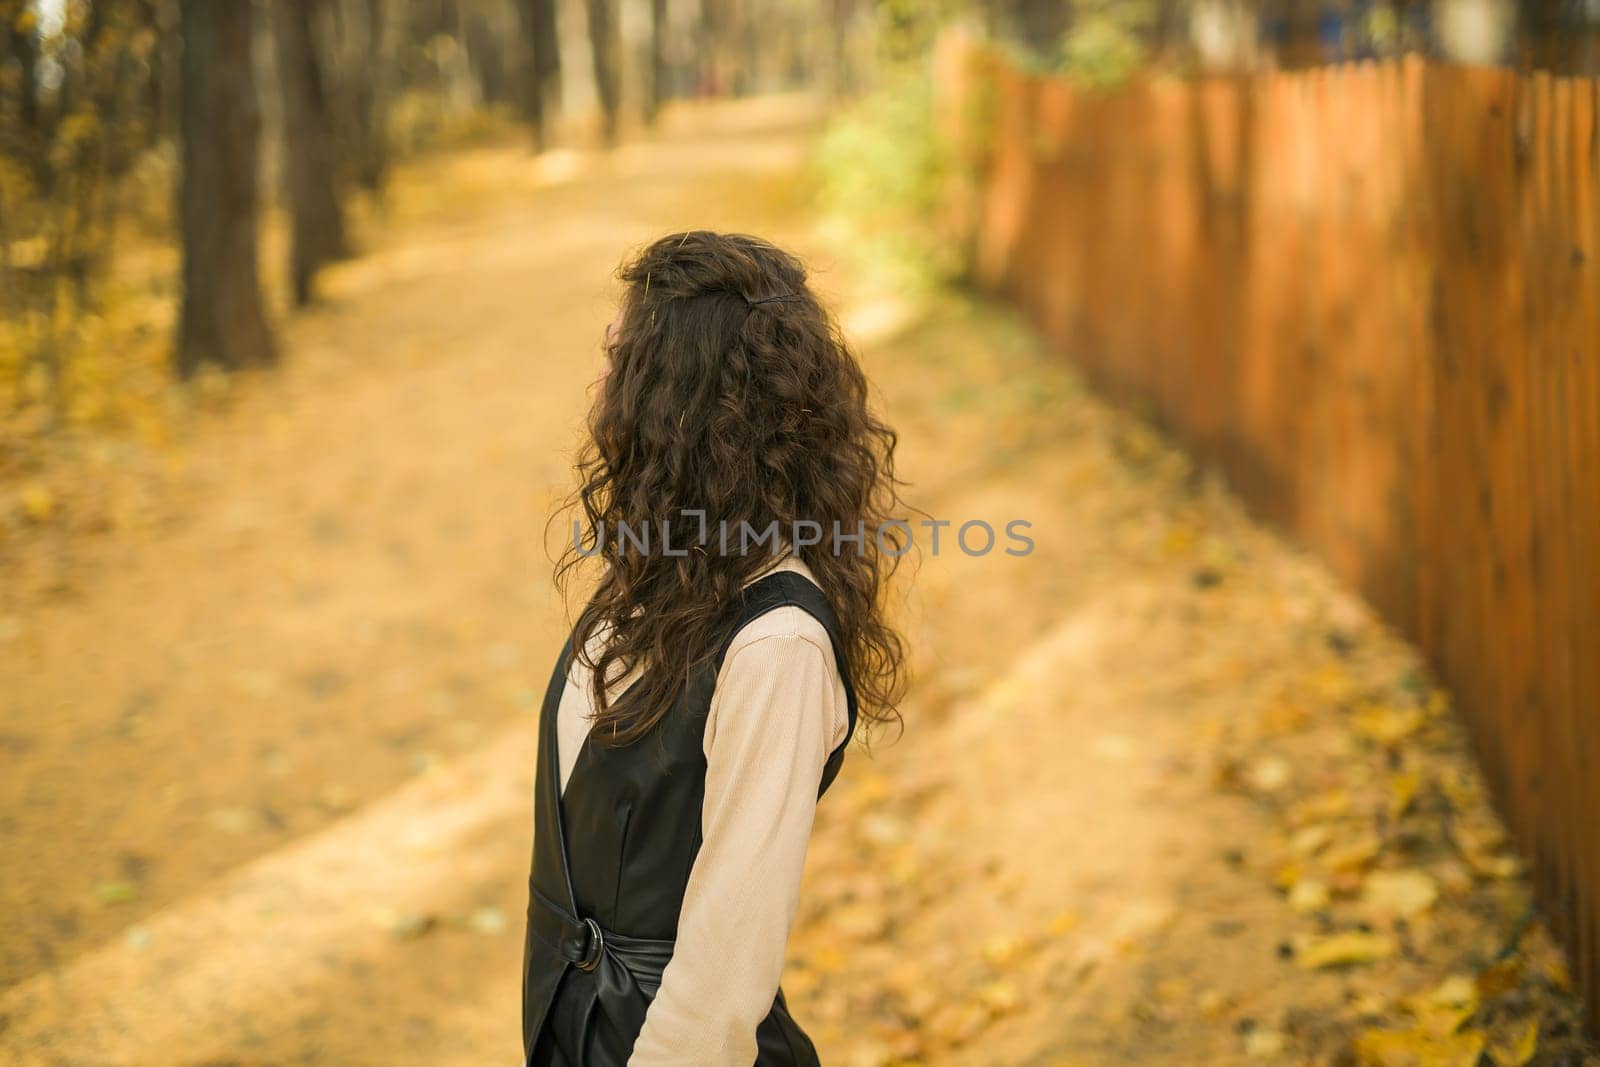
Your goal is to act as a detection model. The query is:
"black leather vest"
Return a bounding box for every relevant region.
[522,571,859,1065]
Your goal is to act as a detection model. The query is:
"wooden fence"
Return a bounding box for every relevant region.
[938,36,1600,1023]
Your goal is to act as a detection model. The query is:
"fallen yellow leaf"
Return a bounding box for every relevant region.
[978,980,1021,1015]
[1387,771,1422,820]
[1362,869,1439,919]
[981,934,1027,968]
[1289,877,1331,915]
[1047,909,1081,936]
[1354,1025,1485,1067]
[1297,931,1398,970]
[1327,833,1385,874]
[1401,974,1479,1037]
[1352,704,1425,746]
[19,482,54,523]
[1290,823,1335,858]
[1291,788,1354,825]
[1308,663,1357,703]
[1419,974,1478,1011]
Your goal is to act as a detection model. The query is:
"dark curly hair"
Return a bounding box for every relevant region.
[553,230,907,747]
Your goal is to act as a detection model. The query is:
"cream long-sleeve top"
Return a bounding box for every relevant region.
[554,555,850,1066]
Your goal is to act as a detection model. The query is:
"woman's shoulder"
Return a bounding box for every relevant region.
[725,603,834,662]
[730,554,836,660]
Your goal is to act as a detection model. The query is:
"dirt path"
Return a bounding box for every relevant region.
[0,97,823,988]
[1,98,1592,1066]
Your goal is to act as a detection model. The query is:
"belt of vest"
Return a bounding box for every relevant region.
[527,886,673,979]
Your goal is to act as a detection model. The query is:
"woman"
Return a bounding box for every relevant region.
[522,231,907,1065]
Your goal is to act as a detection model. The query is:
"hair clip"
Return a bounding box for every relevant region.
[746,293,806,307]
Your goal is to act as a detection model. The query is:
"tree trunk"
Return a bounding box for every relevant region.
[9,9,41,133]
[514,0,547,147]
[273,0,350,306]
[1006,0,1069,57]
[584,0,620,143]
[463,7,513,106]
[643,0,667,124]
[825,0,855,100]
[698,0,733,95]
[348,0,390,192]
[1516,0,1590,73]
[408,0,456,50]
[514,0,561,148]
[533,0,562,111]
[176,0,276,376]
[1278,0,1326,67]
[4,6,49,185]
[141,0,179,145]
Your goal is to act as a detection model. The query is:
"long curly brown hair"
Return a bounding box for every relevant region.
[554,230,907,747]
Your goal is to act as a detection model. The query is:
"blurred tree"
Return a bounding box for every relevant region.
[408,0,459,50]
[400,0,465,107]
[643,0,667,124]
[326,0,391,192]
[826,0,859,98]
[698,0,732,94]
[1060,0,1155,86]
[879,0,953,65]
[462,0,516,106]
[1276,0,1329,67]
[532,0,562,109]
[514,0,562,147]
[3,0,165,407]
[584,0,620,142]
[979,0,1068,62]
[143,0,179,145]
[732,0,761,94]
[177,0,276,375]
[2,1,44,149]
[273,0,350,306]
[1146,0,1190,58]
[1516,0,1596,73]
[1006,0,1071,56]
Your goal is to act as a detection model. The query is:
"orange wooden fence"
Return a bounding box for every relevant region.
[939,37,1600,1023]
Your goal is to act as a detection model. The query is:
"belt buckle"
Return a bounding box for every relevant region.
[575,916,605,972]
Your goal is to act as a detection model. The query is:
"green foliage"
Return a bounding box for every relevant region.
[386,88,518,158]
[1057,0,1154,90]
[385,34,520,158]
[1,0,168,450]
[809,69,961,299]
[876,0,969,67]
[984,0,1153,87]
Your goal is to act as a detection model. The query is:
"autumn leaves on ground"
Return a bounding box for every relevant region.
[0,99,1595,1067]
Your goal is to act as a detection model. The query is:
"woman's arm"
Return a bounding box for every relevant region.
[627,610,848,1066]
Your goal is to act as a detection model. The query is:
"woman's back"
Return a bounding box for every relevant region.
[523,565,857,1064]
